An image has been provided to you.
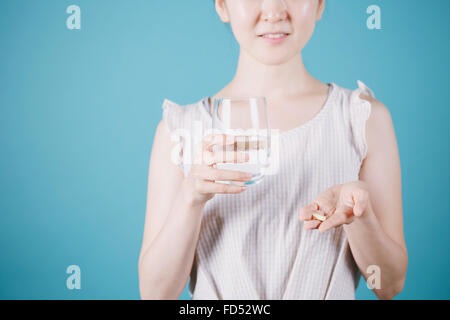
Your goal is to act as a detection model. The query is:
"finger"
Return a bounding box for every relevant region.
[299,202,319,221]
[196,180,248,194]
[202,167,253,182]
[202,150,250,166]
[213,150,249,164]
[318,209,353,233]
[352,189,369,217]
[303,219,321,230]
[313,195,337,216]
[234,135,267,151]
[203,134,237,152]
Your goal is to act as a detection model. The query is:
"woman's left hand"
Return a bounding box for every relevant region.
[299,181,371,233]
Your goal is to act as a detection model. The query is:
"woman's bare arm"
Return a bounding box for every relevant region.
[138,120,205,299]
[138,121,251,299]
[344,95,408,299]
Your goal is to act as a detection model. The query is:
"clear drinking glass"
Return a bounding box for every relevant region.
[211,97,271,186]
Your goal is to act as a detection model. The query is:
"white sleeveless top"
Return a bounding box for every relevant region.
[161,80,375,300]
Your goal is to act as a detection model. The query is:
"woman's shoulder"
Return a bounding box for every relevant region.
[332,80,387,113]
[350,81,390,126]
[331,80,392,163]
[161,97,206,116]
[331,80,391,128]
[160,96,209,134]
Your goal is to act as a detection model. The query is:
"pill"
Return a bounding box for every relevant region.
[312,212,327,221]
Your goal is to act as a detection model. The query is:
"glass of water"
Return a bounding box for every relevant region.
[211,96,271,186]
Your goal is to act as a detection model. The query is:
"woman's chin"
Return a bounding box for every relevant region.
[252,52,297,66]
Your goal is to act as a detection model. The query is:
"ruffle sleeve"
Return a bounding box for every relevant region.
[348,80,375,165]
[161,98,189,177]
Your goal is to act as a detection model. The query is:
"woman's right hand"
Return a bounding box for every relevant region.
[182,133,253,206]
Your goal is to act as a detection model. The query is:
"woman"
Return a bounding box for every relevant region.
[138,0,407,300]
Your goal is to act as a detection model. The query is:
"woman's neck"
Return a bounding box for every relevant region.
[224,50,318,99]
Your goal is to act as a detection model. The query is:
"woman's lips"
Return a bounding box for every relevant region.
[259,33,289,44]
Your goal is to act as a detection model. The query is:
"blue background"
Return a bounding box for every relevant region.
[1,0,449,299]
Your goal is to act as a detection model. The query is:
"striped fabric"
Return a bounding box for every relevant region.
[161,81,374,299]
